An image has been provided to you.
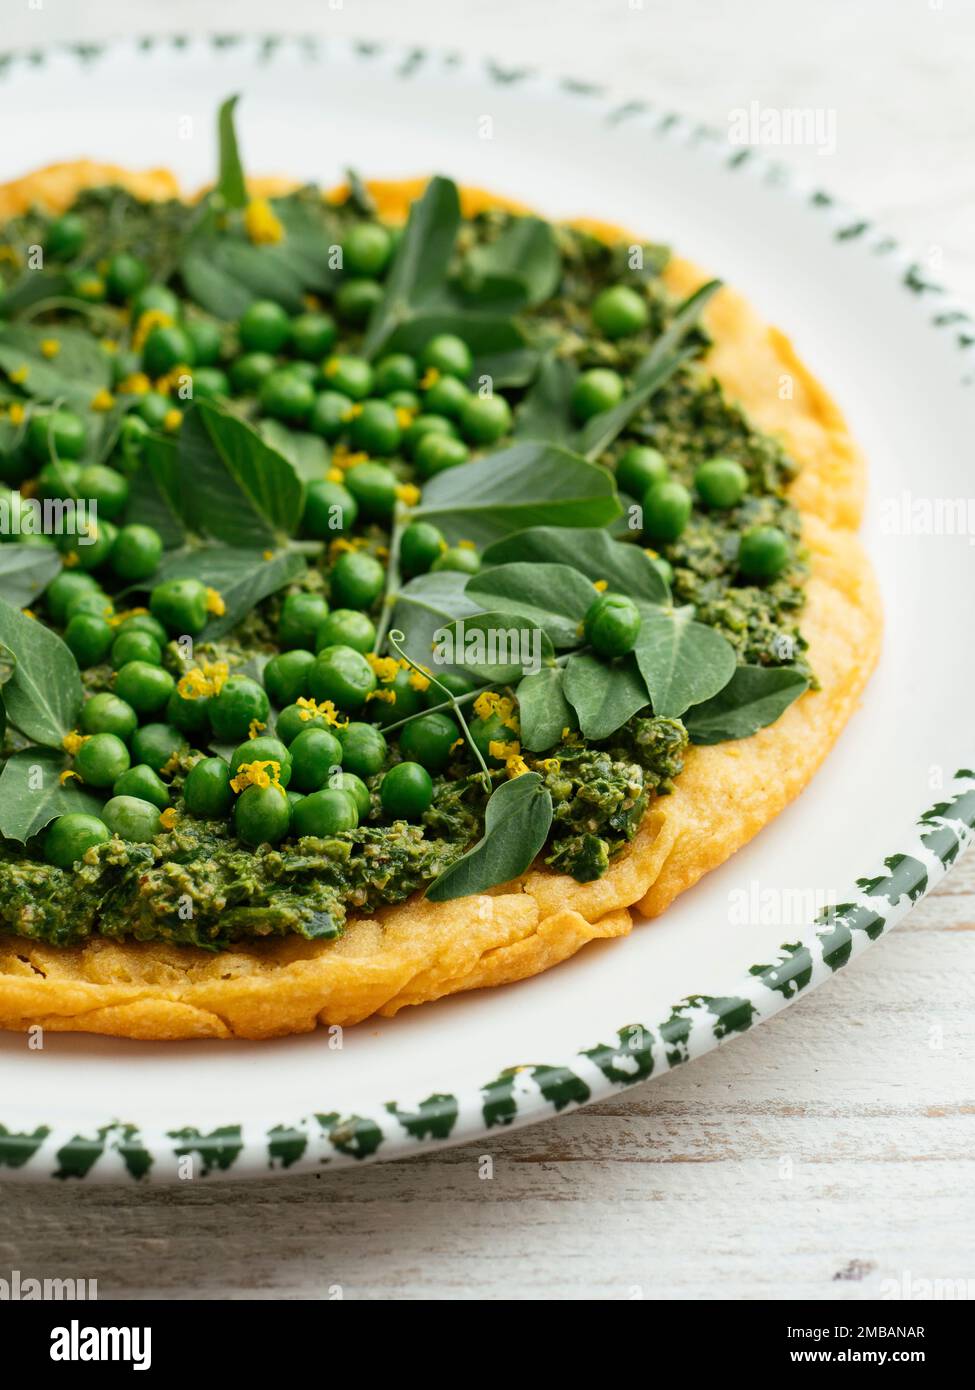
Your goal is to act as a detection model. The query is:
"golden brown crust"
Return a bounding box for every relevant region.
[0,168,881,1039]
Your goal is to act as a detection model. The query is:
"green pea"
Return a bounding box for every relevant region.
[277,592,330,651]
[399,521,446,576]
[184,317,223,366]
[642,479,692,543]
[45,213,87,261]
[583,592,642,658]
[65,613,113,668]
[113,764,169,810]
[150,577,209,636]
[459,393,512,445]
[109,523,164,583]
[130,723,186,774]
[142,325,195,378]
[80,692,138,742]
[292,787,359,837]
[381,761,433,819]
[404,413,457,459]
[335,277,383,325]
[117,613,167,645]
[342,222,393,277]
[230,351,277,394]
[424,671,473,707]
[571,368,625,422]
[398,711,460,772]
[259,368,315,424]
[289,311,337,360]
[321,355,374,400]
[327,770,371,819]
[592,285,649,339]
[44,813,109,870]
[308,389,354,440]
[191,366,230,400]
[413,433,469,479]
[315,609,376,654]
[430,545,480,575]
[695,457,748,510]
[111,630,162,669]
[330,550,385,610]
[338,721,388,778]
[737,525,791,581]
[136,392,172,428]
[114,660,174,715]
[349,399,401,456]
[616,445,668,498]
[374,353,418,395]
[27,410,87,463]
[234,782,292,846]
[239,300,291,353]
[288,727,344,793]
[343,461,398,521]
[302,479,358,538]
[105,253,148,302]
[229,736,293,788]
[131,284,180,322]
[423,374,470,420]
[263,649,316,707]
[208,675,270,743]
[165,685,212,737]
[75,732,130,788]
[183,756,233,819]
[310,644,377,712]
[275,703,336,746]
[45,570,99,625]
[102,794,162,843]
[421,334,472,380]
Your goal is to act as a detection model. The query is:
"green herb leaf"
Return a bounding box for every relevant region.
[465,562,596,648]
[150,543,305,641]
[574,279,722,460]
[362,176,461,359]
[563,651,651,740]
[0,323,112,411]
[387,570,484,672]
[176,402,304,546]
[0,747,106,844]
[633,603,737,719]
[344,168,377,216]
[513,355,579,446]
[460,216,561,310]
[435,611,555,682]
[258,419,329,483]
[0,546,62,608]
[0,596,83,746]
[382,313,527,368]
[426,772,553,901]
[684,665,809,744]
[517,666,576,751]
[0,642,16,684]
[414,442,621,547]
[216,94,247,210]
[126,440,188,547]
[481,525,669,604]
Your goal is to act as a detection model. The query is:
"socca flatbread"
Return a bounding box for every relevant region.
[0,169,881,1039]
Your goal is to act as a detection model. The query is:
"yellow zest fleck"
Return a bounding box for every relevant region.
[505,753,531,779]
[244,198,285,246]
[62,551,79,568]
[303,293,322,311]
[330,445,369,471]
[538,757,561,773]
[408,669,430,692]
[177,660,229,700]
[90,387,116,412]
[76,275,104,298]
[62,730,89,755]
[376,544,390,560]
[643,547,660,559]
[295,696,347,727]
[163,408,183,433]
[365,653,400,682]
[473,691,518,727]
[489,739,521,761]
[134,308,173,350]
[449,737,464,754]
[458,539,477,551]
[59,769,82,785]
[323,357,341,379]
[159,807,178,830]
[118,372,151,396]
[203,587,225,617]
[395,483,421,507]
[154,366,188,396]
[160,752,183,778]
[593,579,608,592]
[248,719,267,739]
[40,338,61,359]
[342,403,364,421]
[8,402,25,426]
[0,245,20,266]
[561,727,571,739]
[230,759,282,793]
[101,338,119,355]
[326,467,344,483]
[21,606,36,619]
[420,367,440,389]
[365,688,396,705]
[9,365,29,385]
[395,406,415,429]
[108,606,149,628]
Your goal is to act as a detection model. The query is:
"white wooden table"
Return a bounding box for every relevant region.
[1,0,973,1301]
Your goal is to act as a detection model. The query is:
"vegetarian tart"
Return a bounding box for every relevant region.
[0,101,881,1039]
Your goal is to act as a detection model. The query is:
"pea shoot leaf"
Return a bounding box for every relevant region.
[125,439,188,547]
[0,545,62,608]
[0,596,82,746]
[216,94,247,210]
[460,215,561,310]
[513,354,579,446]
[517,666,576,752]
[633,603,737,719]
[426,772,553,901]
[435,611,555,682]
[413,442,621,547]
[465,562,596,648]
[563,651,651,740]
[258,419,329,483]
[683,665,809,745]
[0,323,112,412]
[387,570,483,672]
[481,526,669,605]
[0,747,105,844]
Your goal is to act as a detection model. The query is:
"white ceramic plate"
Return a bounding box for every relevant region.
[1,33,972,1181]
